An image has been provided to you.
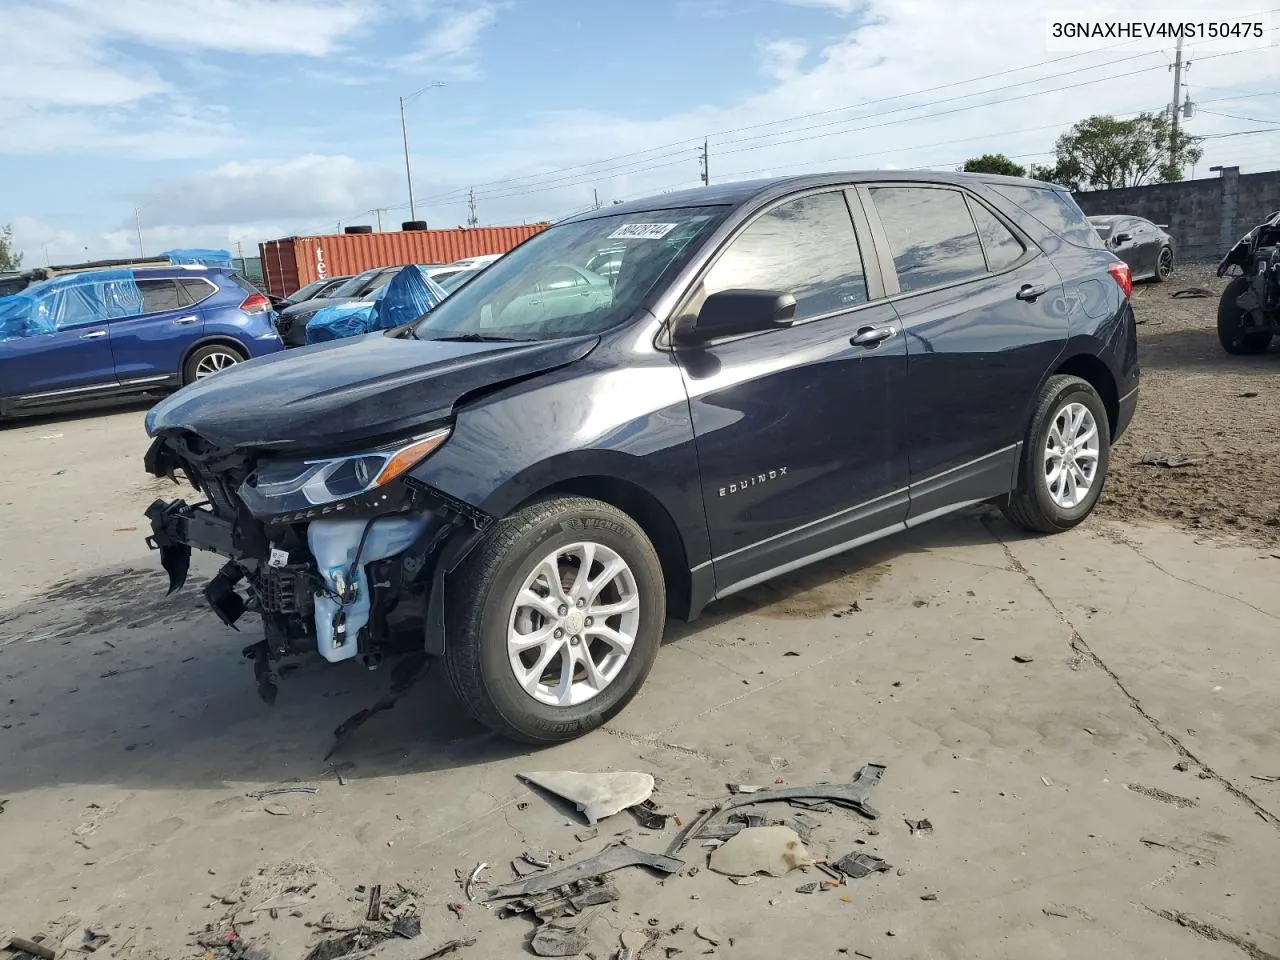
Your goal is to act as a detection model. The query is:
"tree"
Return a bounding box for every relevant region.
[1052,112,1203,190]
[0,224,21,272]
[963,153,1026,177]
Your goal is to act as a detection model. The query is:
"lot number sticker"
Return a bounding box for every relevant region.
[608,222,678,240]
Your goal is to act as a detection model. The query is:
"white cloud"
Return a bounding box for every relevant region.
[135,155,401,228]
[773,0,863,12]
[759,39,808,82]
[402,3,502,78]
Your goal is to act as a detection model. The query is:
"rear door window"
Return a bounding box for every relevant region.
[966,198,1025,272]
[990,184,1105,249]
[136,279,183,314]
[702,190,868,321]
[869,186,987,293]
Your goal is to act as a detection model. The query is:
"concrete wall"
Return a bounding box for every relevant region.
[1072,168,1280,260]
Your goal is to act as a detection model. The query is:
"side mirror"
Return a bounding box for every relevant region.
[679,289,796,344]
[1112,232,1132,245]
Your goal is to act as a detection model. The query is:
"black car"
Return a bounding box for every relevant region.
[1215,209,1280,355]
[1088,215,1175,282]
[274,266,405,346]
[276,275,353,311]
[143,171,1139,744]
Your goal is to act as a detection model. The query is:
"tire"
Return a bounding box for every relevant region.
[183,343,247,385]
[1154,245,1174,282]
[1217,276,1272,355]
[444,496,666,744]
[1002,375,1111,534]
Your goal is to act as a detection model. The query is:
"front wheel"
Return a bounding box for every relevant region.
[1002,375,1111,534]
[1217,276,1272,355]
[444,496,666,743]
[1154,245,1174,282]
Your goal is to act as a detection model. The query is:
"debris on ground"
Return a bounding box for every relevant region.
[465,863,488,902]
[671,764,885,855]
[1174,761,1191,772]
[419,937,477,959]
[262,803,291,816]
[4,934,57,960]
[488,842,683,899]
[1170,287,1213,298]
[530,907,601,957]
[904,818,933,837]
[247,786,319,800]
[519,771,656,824]
[708,825,813,877]
[920,893,938,901]
[1012,655,1034,664]
[324,652,430,760]
[498,879,620,922]
[631,798,678,830]
[795,882,822,894]
[694,926,725,946]
[575,828,599,843]
[833,852,892,880]
[297,882,421,959]
[1140,455,1203,469]
[1250,774,1280,783]
[1124,784,1198,808]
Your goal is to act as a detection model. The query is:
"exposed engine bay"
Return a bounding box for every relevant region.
[1218,210,1280,335]
[143,427,489,705]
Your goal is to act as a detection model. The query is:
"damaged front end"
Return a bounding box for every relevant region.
[1218,210,1280,334]
[144,426,487,703]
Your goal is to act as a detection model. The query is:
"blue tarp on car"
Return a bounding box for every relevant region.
[305,265,446,344]
[0,268,143,342]
[163,248,234,268]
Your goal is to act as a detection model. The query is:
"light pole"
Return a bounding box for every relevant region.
[400,82,444,223]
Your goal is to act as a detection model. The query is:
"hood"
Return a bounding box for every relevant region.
[147,331,599,451]
[279,295,359,320]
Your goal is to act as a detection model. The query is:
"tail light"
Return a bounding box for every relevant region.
[1107,261,1132,299]
[240,292,271,315]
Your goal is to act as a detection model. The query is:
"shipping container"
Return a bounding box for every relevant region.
[258,224,549,297]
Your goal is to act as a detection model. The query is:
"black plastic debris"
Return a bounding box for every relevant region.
[420,937,477,959]
[632,799,676,830]
[905,818,934,837]
[500,879,620,922]
[1012,655,1034,664]
[1170,287,1212,298]
[1141,455,1203,469]
[530,908,601,957]
[489,843,683,900]
[366,884,382,921]
[795,882,822,894]
[833,852,891,880]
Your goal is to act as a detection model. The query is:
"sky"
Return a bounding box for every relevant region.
[2,0,1278,265]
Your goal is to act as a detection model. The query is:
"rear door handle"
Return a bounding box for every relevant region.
[80,330,107,340]
[173,315,198,326]
[1016,284,1050,302]
[850,324,898,347]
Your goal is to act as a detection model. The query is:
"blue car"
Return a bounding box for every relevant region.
[0,265,283,418]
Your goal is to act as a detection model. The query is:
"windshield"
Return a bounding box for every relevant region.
[288,278,329,301]
[413,207,725,341]
[327,270,382,299]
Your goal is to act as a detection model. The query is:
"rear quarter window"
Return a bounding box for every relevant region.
[990,184,1105,250]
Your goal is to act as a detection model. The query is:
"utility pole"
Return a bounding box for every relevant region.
[593,188,601,210]
[467,187,478,227]
[1169,36,1184,170]
[399,82,445,223]
[699,138,710,186]
[133,206,144,257]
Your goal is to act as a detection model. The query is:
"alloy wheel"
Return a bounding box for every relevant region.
[507,541,641,707]
[1158,247,1174,280]
[1044,401,1100,509]
[195,350,241,379]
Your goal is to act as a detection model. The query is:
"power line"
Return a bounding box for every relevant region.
[1199,108,1280,124]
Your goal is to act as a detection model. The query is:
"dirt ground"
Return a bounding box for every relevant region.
[1,282,1279,960]
[1100,262,1280,545]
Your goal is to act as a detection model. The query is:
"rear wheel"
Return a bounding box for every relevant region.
[183,343,246,384]
[1002,375,1111,534]
[444,496,666,743]
[1217,276,1272,355]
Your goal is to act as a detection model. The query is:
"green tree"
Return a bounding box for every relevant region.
[0,224,21,272]
[963,153,1026,177]
[1052,112,1203,190]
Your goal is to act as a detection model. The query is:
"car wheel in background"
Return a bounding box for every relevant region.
[1002,374,1111,534]
[1217,276,1273,355]
[445,496,665,744]
[183,343,247,385]
[1155,246,1174,282]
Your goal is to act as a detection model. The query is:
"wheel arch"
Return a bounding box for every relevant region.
[1050,352,1119,439]
[180,335,249,380]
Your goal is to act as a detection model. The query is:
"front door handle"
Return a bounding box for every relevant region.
[173,315,198,326]
[850,324,897,347]
[1016,283,1050,302]
[80,330,107,340]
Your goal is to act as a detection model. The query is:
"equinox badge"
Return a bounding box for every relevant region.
[720,467,788,497]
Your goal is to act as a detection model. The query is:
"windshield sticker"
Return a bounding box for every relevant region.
[608,222,678,240]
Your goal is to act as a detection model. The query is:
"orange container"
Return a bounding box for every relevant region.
[259,224,549,297]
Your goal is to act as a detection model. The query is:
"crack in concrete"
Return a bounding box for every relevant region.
[983,518,1280,832]
[1145,906,1280,960]
[1121,540,1280,623]
[602,727,723,763]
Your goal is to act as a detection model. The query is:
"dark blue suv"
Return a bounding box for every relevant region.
[143,172,1138,744]
[0,265,283,418]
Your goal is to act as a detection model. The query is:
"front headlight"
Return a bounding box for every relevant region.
[238,427,450,518]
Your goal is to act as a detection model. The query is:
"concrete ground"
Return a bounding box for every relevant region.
[2,378,1279,958]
